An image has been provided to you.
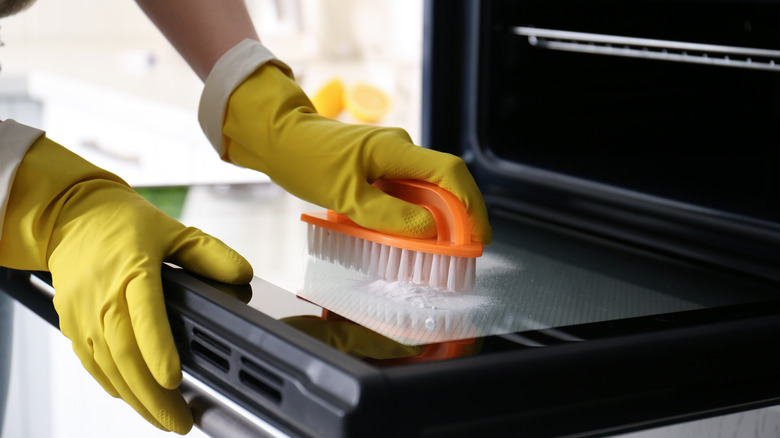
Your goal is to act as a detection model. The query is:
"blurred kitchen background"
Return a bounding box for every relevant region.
[0,1,423,437]
[0,0,424,187]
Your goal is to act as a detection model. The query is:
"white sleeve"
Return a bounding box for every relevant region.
[0,119,45,239]
[197,38,293,159]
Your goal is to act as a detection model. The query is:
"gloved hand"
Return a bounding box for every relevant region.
[202,40,491,245]
[0,136,253,434]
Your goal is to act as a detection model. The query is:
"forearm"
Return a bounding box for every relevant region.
[135,0,260,81]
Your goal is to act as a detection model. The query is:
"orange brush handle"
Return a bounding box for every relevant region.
[303,179,482,257]
[330,179,471,245]
[372,179,471,245]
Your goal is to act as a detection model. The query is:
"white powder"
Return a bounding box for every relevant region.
[363,278,490,310]
[476,252,521,276]
[299,254,504,344]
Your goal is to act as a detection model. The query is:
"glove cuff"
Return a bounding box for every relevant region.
[198,39,293,157]
[0,120,45,240]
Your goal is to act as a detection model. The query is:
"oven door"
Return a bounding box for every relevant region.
[5,207,780,437]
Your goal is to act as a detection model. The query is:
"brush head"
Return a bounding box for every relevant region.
[301,179,483,293]
[305,221,478,292]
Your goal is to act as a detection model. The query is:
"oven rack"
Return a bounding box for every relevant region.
[514,26,780,72]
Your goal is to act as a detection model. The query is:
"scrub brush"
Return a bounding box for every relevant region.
[300,179,483,293]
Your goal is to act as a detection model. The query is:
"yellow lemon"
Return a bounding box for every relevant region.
[311,78,345,119]
[344,82,390,124]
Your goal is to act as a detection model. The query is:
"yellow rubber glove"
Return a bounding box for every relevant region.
[0,136,253,434]
[221,63,492,245]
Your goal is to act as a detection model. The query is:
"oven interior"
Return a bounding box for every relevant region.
[478,0,780,222]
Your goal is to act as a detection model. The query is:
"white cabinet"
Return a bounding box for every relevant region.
[1,71,271,188]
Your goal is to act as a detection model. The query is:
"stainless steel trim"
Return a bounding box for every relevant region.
[182,373,289,438]
[514,26,780,71]
[28,273,54,297]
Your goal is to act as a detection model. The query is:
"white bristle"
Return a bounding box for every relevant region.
[367,241,378,275]
[411,252,425,285]
[446,255,458,291]
[331,230,341,262]
[306,226,477,293]
[362,239,372,272]
[386,246,401,281]
[379,244,390,277]
[464,257,476,291]
[307,224,316,254]
[323,229,333,262]
[342,234,352,269]
[318,227,326,256]
[351,236,362,270]
[429,254,440,288]
[421,253,433,284]
[398,249,413,282]
[339,235,352,263]
[306,224,313,251]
